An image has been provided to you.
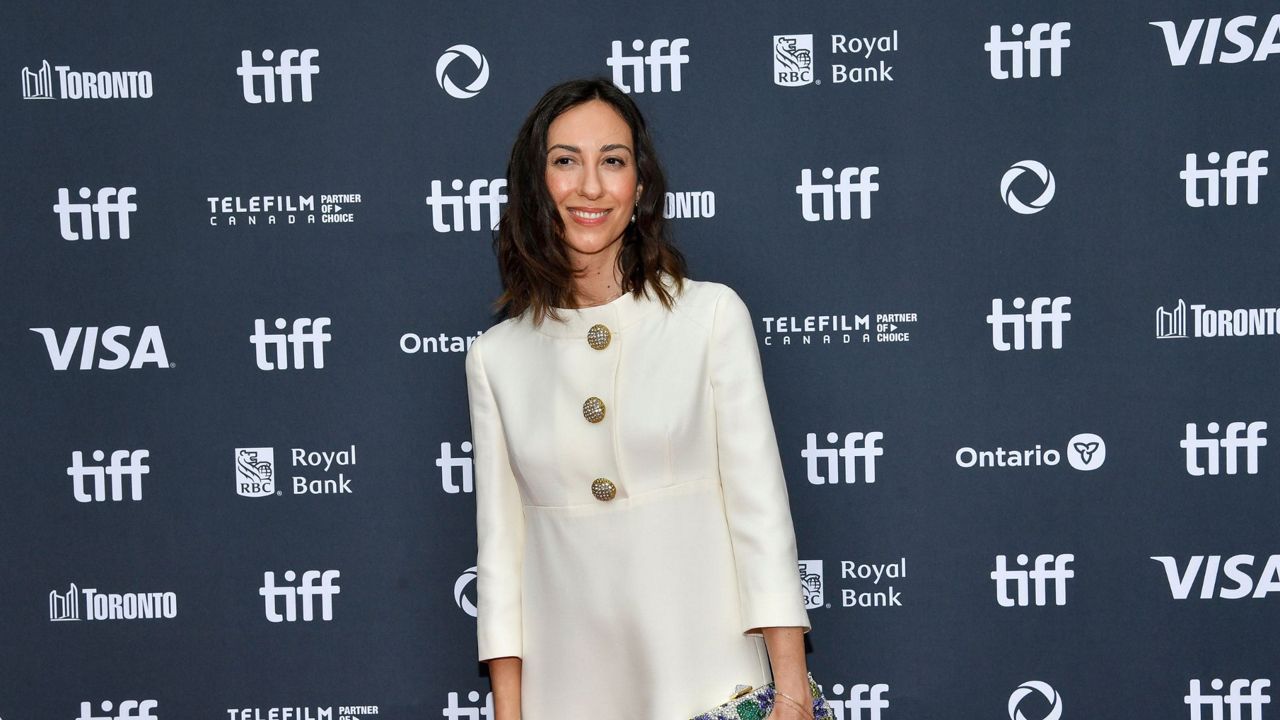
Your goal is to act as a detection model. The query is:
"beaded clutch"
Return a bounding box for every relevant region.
[691,673,834,720]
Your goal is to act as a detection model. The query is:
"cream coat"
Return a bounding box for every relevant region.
[465,276,810,720]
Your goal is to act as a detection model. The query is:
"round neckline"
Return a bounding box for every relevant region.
[551,292,632,313]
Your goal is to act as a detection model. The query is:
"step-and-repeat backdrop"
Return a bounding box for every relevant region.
[2,1,1277,718]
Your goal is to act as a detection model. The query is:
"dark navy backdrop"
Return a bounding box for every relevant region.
[2,1,1277,719]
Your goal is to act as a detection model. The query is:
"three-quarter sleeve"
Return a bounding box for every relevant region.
[710,287,812,635]
[465,338,526,660]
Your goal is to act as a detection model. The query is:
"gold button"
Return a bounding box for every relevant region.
[587,323,612,350]
[591,478,617,501]
[582,396,606,423]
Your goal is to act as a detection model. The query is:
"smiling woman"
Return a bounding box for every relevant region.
[465,77,819,720]
[491,77,684,323]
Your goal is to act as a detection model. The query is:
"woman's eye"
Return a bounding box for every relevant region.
[551,156,574,166]
[605,157,627,166]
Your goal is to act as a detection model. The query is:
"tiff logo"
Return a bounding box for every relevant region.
[425,179,507,233]
[1186,679,1271,720]
[987,296,1071,351]
[828,683,890,720]
[443,690,493,720]
[438,441,473,493]
[77,700,159,720]
[803,432,884,484]
[1182,151,1269,207]
[260,570,340,622]
[68,450,150,502]
[986,22,1071,78]
[1152,14,1280,65]
[796,167,880,221]
[250,317,332,370]
[991,553,1074,607]
[54,187,137,240]
[1182,421,1268,476]
[237,49,319,103]
[607,38,690,93]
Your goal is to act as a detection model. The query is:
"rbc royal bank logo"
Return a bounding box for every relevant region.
[774,35,814,86]
[436,44,489,99]
[235,448,275,497]
[799,560,824,609]
[1008,681,1062,720]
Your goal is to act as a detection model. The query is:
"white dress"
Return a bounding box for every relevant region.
[465,275,810,720]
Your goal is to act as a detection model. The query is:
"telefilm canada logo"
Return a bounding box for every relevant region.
[228,705,381,720]
[235,445,360,497]
[1158,299,1280,339]
[21,59,153,100]
[49,583,178,622]
[772,30,901,87]
[760,311,918,347]
[207,193,362,227]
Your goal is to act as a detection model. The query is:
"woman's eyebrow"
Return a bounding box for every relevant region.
[547,143,634,154]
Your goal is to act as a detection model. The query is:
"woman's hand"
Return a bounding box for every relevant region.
[761,627,813,718]
[771,695,814,720]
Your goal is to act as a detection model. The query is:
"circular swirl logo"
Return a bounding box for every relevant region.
[1000,160,1056,215]
[454,566,477,617]
[436,44,489,99]
[1008,680,1062,720]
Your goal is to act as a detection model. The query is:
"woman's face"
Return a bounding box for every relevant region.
[544,99,640,266]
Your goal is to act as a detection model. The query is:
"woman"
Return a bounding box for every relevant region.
[465,77,815,720]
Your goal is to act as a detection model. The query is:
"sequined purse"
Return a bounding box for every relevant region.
[691,673,834,720]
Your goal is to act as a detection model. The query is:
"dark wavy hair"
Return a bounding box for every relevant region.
[494,77,687,323]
